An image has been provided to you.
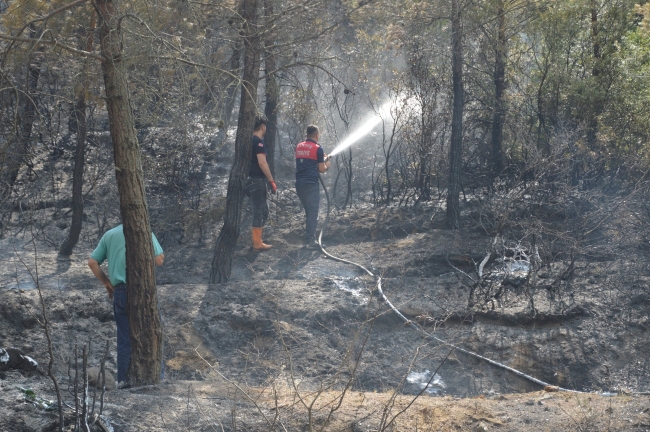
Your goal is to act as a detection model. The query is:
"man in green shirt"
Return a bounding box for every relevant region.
[88,224,164,384]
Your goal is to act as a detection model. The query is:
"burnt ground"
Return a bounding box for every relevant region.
[1,196,650,431]
[1,128,650,430]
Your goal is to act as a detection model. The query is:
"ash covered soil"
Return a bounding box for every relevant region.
[2,124,650,431]
[1,200,650,431]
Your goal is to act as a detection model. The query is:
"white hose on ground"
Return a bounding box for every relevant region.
[314,174,632,396]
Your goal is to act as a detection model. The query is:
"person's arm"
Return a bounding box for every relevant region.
[256,153,274,182]
[318,153,330,173]
[151,232,165,266]
[88,258,114,299]
[256,153,277,193]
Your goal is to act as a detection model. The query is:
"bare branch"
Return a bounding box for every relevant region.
[194,347,275,430]
[0,33,103,61]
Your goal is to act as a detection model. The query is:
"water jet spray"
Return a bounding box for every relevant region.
[328,101,392,158]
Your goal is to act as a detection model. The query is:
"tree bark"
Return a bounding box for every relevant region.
[536,64,549,156]
[491,0,506,179]
[591,0,601,76]
[211,0,261,283]
[263,0,278,176]
[220,2,246,131]
[576,0,602,186]
[223,45,243,129]
[586,0,602,150]
[97,0,162,385]
[446,0,463,229]
[0,26,45,201]
[59,14,96,256]
[344,148,353,208]
[210,6,245,151]
[417,109,431,202]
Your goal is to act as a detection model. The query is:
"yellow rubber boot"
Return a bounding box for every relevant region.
[252,227,272,251]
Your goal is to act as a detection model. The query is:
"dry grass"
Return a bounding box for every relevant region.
[241,385,649,431]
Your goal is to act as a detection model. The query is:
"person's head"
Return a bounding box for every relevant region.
[254,117,267,134]
[306,125,319,141]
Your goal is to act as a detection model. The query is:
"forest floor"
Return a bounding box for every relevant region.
[1,196,650,431]
[0,128,649,430]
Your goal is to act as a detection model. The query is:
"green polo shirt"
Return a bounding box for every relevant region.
[90,225,164,287]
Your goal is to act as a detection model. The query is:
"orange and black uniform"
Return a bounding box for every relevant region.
[295,138,325,242]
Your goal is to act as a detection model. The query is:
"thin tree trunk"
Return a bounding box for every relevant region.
[210,8,245,151]
[97,0,162,385]
[417,109,431,202]
[211,0,261,283]
[446,0,463,229]
[536,64,549,156]
[384,146,392,206]
[591,0,601,77]
[491,0,506,179]
[576,0,602,186]
[263,0,278,176]
[59,13,96,256]
[586,0,602,152]
[417,153,429,201]
[0,26,45,200]
[221,3,246,130]
[223,46,242,129]
[332,155,343,205]
[341,148,353,209]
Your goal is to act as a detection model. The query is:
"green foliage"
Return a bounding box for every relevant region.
[3,0,650,211]
[595,4,650,159]
[20,387,57,411]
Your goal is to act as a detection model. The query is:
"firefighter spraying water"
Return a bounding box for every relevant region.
[295,102,391,249]
[307,101,392,248]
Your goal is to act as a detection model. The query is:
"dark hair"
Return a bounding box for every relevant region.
[254,117,267,131]
[306,125,319,138]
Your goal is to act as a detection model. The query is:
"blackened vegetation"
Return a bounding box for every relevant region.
[139,126,226,246]
[442,151,650,324]
[2,3,650,427]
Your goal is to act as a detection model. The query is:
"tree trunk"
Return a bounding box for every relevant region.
[220,2,246,130]
[446,0,463,229]
[417,110,431,202]
[384,138,394,206]
[586,0,602,150]
[97,0,162,385]
[210,7,245,151]
[59,14,96,257]
[223,45,243,129]
[575,0,602,187]
[0,26,45,201]
[343,148,353,209]
[211,0,261,283]
[491,0,506,179]
[536,65,549,156]
[263,0,278,176]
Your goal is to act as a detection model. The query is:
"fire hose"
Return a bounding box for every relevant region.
[315,174,629,396]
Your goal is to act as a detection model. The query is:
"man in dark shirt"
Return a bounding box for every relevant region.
[295,125,330,248]
[246,117,277,251]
